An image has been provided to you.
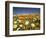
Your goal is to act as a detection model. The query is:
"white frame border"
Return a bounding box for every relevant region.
[9,3,44,35]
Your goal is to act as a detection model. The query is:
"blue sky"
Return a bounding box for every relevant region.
[13,7,40,15]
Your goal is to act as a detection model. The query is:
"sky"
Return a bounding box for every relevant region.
[13,7,40,15]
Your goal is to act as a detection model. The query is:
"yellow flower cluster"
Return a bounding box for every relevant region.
[13,14,40,31]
